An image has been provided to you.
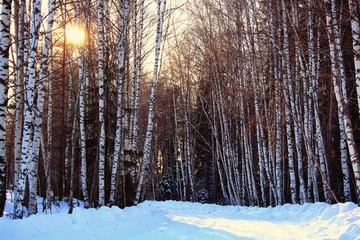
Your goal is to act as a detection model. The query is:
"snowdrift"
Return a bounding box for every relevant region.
[1,192,359,240]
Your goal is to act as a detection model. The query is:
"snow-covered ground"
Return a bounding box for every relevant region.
[1,191,360,240]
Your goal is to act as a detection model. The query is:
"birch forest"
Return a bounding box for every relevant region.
[1,0,360,219]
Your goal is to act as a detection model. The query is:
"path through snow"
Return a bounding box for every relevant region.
[1,193,360,240]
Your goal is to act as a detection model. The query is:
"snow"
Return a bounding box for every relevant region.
[1,191,360,240]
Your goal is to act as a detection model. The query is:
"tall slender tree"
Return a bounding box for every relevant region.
[347,0,360,115]
[97,0,106,207]
[28,0,57,215]
[109,0,129,206]
[14,0,42,219]
[0,0,12,218]
[135,0,167,204]
[76,0,90,209]
[325,0,360,203]
[13,0,26,204]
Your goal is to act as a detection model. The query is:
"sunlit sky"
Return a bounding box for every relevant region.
[143,0,190,73]
[5,0,190,78]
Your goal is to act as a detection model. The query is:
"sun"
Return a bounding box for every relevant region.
[66,25,85,46]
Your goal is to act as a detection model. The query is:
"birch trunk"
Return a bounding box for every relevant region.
[78,51,90,208]
[216,86,237,205]
[14,0,42,219]
[209,94,228,203]
[124,1,137,188]
[244,7,266,205]
[314,98,331,203]
[135,0,167,204]
[62,6,70,196]
[275,78,283,204]
[76,1,89,208]
[325,0,360,203]
[184,92,195,201]
[0,0,12,217]
[46,48,54,211]
[311,27,321,202]
[131,0,145,154]
[68,97,78,213]
[97,0,106,207]
[334,1,351,202]
[292,1,307,204]
[64,52,74,201]
[173,94,184,201]
[109,0,129,205]
[348,0,360,115]
[28,0,56,215]
[268,1,283,205]
[339,111,351,201]
[281,0,297,204]
[306,3,316,202]
[14,0,26,201]
[246,127,258,206]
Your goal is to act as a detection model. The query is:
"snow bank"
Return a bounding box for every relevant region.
[1,193,359,240]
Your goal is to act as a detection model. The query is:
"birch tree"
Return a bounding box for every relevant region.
[131,0,146,157]
[76,1,90,208]
[13,0,26,202]
[281,0,297,204]
[291,0,306,204]
[306,0,317,203]
[182,80,195,201]
[28,0,56,215]
[267,0,283,205]
[348,0,360,115]
[14,0,42,219]
[0,0,12,217]
[109,0,129,206]
[45,47,54,211]
[97,0,106,207]
[325,0,360,203]
[135,0,167,204]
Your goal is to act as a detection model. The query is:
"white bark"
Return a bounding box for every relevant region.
[291,1,307,204]
[281,0,297,204]
[131,0,145,153]
[67,51,78,211]
[216,81,239,205]
[269,1,283,205]
[97,0,106,207]
[14,0,42,219]
[28,0,56,215]
[0,0,12,217]
[244,7,266,205]
[67,50,77,211]
[78,52,90,208]
[109,0,129,205]
[135,0,167,204]
[325,0,360,203]
[209,94,228,203]
[348,0,360,116]
[76,0,89,208]
[306,3,316,202]
[173,94,184,201]
[333,3,351,202]
[246,127,258,206]
[13,0,26,201]
[184,99,195,201]
[46,47,54,211]
[339,111,351,201]
[341,0,356,201]
[64,53,73,200]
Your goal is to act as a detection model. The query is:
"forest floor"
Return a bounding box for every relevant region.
[1,191,360,239]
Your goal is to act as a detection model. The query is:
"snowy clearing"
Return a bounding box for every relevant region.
[1,192,360,240]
